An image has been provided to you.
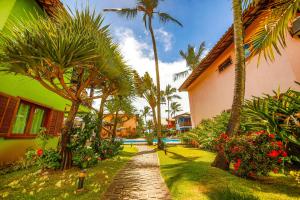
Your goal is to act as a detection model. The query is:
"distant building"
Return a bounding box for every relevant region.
[180,4,300,127]
[174,113,192,133]
[101,114,138,138]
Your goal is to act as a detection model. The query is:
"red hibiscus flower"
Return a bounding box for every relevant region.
[278,158,283,163]
[276,141,283,148]
[36,149,43,157]
[281,151,288,157]
[220,133,229,140]
[267,150,280,157]
[273,168,279,174]
[234,159,242,171]
[268,134,275,139]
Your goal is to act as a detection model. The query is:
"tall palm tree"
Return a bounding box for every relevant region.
[104,0,182,148]
[163,84,181,120]
[170,102,182,117]
[212,0,246,170]
[141,106,151,124]
[174,42,206,81]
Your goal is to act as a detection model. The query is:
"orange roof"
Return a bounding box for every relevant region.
[36,0,63,16]
[179,2,269,91]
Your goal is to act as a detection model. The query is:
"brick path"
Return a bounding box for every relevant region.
[103,146,171,200]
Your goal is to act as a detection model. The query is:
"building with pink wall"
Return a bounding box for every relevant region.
[179,6,300,127]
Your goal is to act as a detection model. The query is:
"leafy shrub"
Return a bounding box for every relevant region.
[242,88,300,161]
[98,140,123,160]
[224,131,288,177]
[26,148,61,170]
[145,133,154,145]
[180,111,230,151]
[72,147,99,169]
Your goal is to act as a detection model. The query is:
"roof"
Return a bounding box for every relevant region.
[174,112,191,119]
[35,0,63,16]
[179,1,270,91]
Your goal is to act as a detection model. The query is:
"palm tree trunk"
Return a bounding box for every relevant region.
[112,109,120,142]
[212,0,246,170]
[151,106,158,134]
[60,101,80,170]
[148,16,163,148]
[167,100,170,120]
[97,94,108,138]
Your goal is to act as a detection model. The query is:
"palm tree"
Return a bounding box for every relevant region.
[0,8,119,170]
[104,0,182,148]
[174,42,206,81]
[245,0,300,62]
[170,102,182,117]
[133,71,159,134]
[163,84,181,120]
[212,0,246,170]
[141,106,151,124]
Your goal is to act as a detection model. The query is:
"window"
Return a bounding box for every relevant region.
[218,57,232,72]
[12,102,47,135]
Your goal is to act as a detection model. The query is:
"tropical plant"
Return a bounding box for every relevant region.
[0,8,122,170]
[180,112,230,151]
[244,0,300,62]
[170,102,182,117]
[242,88,300,161]
[174,42,206,81]
[213,0,246,170]
[163,84,181,119]
[141,106,151,124]
[224,131,288,178]
[133,71,159,133]
[104,0,182,148]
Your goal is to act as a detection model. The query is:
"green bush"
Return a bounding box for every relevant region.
[180,111,230,151]
[98,140,123,160]
[72,147,98,169]
[242,88,300,161]
[26,148,61,170]
[145,133,154,145]
[224,131,288,177]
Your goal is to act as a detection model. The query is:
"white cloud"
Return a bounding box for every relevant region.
[155,28,173,52]
[113,27,190,118]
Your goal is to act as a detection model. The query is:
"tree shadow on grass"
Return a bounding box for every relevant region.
[160,148,300,200]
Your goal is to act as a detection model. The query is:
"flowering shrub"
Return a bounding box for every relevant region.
[98,140,123,160]
[72,147,99,169]
[224,130,288,177]
[26,149,61,170]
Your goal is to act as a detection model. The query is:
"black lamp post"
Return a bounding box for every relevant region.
[77,169,87,192]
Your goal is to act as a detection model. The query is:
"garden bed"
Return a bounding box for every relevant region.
[158,145,300,200]
[0,145,137,200]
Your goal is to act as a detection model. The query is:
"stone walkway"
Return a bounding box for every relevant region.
[103,146,171,200]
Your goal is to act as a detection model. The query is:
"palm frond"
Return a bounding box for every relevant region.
[103,8,138,19]
[173,70,190,81]
[156,12,183,27]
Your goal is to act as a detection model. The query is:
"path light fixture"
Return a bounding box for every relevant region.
[77,169,87,192]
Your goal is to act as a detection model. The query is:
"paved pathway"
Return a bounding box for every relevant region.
[103,146,171,200]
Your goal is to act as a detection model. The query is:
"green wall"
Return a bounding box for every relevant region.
[0,0,70,111]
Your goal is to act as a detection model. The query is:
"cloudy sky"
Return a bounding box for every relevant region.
[61,0,233,118]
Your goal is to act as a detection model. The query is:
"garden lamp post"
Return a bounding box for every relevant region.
[77,169,87,191]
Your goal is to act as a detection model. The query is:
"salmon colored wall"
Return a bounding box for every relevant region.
[187,17,300,127]
[102,115,137,138]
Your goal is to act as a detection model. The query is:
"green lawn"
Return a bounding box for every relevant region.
[158,145,300,200]
[0,145,137,200]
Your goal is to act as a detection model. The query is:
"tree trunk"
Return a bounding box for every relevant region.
[112,109,120,142]
[212,0,246,170]
[60,101,80,170]
[97,95,108,139]
[148,16,163,148]
[167,100,170,120]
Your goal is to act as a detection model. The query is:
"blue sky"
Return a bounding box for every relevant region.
[61,0,233,117]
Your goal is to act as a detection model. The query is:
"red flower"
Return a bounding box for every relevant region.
[276,141,283,148]
[268,134,275,139]
[278,158,283,163]
[231,146,240,153]
[267,150,280,158]
[234,159,242,171]
[220,133,229,140]
[36,149,43,157]
[281,151,288,157]
[273,168,279,174]
[256,130,265,135]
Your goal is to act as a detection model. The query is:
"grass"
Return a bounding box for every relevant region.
[0,145,137,200]
[157,145,300,200]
